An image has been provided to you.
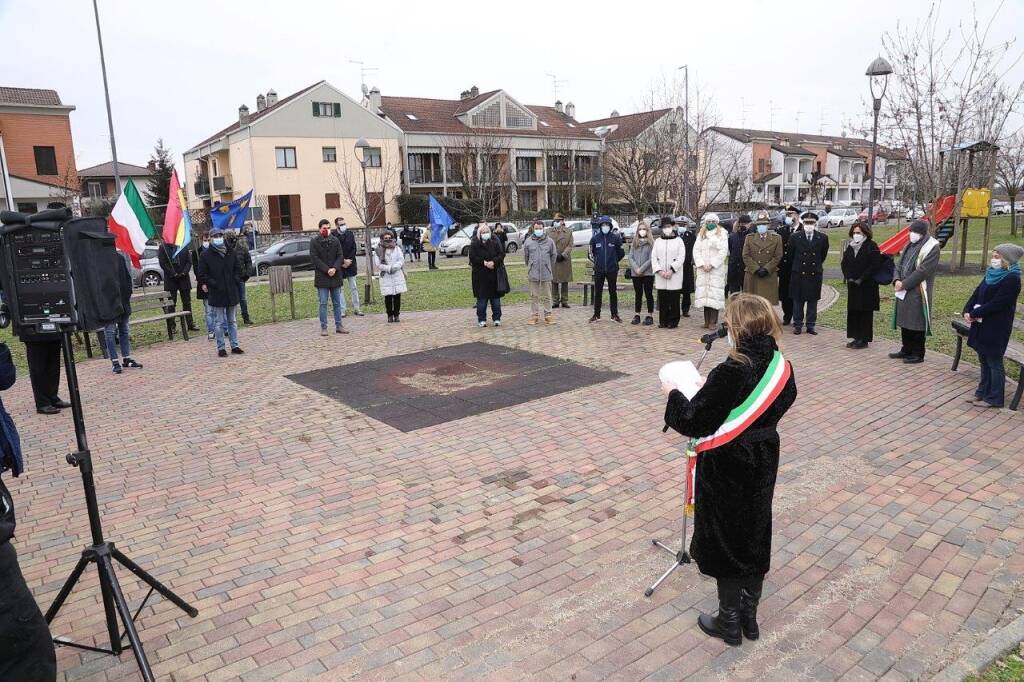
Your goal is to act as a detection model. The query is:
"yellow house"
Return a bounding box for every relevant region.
[183,81,403,232]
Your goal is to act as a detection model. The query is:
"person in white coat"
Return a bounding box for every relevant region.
[650,216,687,329]
[693,213,730,329]
[373,230,408,323]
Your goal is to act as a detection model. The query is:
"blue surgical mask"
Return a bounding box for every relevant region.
[757,225,768,235]
[533,228,544,238]
[784,216,794,226]
[212,238,225,247]
[601,225,610,234]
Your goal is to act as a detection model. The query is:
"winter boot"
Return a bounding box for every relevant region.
[631,314,641,325]
[643,315,654,326]
[740,581,763,641]
[697,581,742,646]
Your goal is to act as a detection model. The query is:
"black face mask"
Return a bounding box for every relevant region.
[226,236,237,246]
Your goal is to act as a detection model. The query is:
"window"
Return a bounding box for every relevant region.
[669,122,678,133]
[87,181,103,200]
[33,146,57,175]
[275,147,296,168]
[539,121,550,127]
[322,146,337,162]
[471,102,500,128]
[16,202,36,213]
[505,103,533,128]
[518,189,538,211]
[405,113,418,120]
[312,101,341,117]
[758,159,766,174]
[363,147,382,168]
[325,193,340,209]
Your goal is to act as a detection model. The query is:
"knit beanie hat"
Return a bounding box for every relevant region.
[909,220,929,236]
[994,243,1024,265]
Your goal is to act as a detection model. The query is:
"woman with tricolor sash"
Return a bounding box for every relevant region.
[661,293,797,647]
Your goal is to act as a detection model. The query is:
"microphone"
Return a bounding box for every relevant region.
[699,323,728,346]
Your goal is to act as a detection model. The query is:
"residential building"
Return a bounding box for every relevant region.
[369,85,604,214]
[704,126,908,207]
[0,86,78,213]
[78,160,154,207]
[183,81,403,232]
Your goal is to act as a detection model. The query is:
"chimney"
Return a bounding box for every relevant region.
[470,85,479,98]
[565,102,576,119]
[238,104,250,125]
[256,93,267,111]
[266,89,278,106]
[367,86,381,112]
[460,89,471,100]
[610,109,620,118]
[554,100,563,113]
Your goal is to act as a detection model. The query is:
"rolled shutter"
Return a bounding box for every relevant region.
[312,102,320,117]
[333,103,341,117]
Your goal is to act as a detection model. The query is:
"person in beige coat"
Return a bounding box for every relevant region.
[548,213,574,308]
[742,214,784,305]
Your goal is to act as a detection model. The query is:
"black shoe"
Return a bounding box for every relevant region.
[218,349,228,357]
[52,399,72,409]
[853,340,869,349]
[643,316,654,326]
[589,315,600,323]
[888,350,908,359]
[806,328,817,335]
[122,358,142,368]
[782,318,792,326]
[187,326,201,332]
[698,585,742,647]
[112,362,122,374]
[657,323,667,329]
[611,315,623,323]
[37,405,61,415]
[846,341,856,348]
[231,347,245,355]
[631,315,641,325]
[903,356,924,364]
[740,586,762,641]
[682,310,691,317]
[561,302,570,309]
[243,318,253,326]
[393,316,400,323]
[793,327,802,335]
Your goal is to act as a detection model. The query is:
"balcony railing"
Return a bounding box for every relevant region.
[516,168,539,183]
[407,168,443,184]
[839,174,850,183]
[547,169,573,183]
[193,179,210,197]
[801,173,813,183]
[213,175,232,192]
[785,172,799,183]
[576,170,603,183]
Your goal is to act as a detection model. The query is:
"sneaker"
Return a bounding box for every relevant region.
[494,320,502,327]
[321,328,329,337]
[527,317,539,326]
[122,358,142,369]
[545,315,556,325]
[112,362,122,374]
[631,315,641,325]
[354,310,365,317]
[611,315,623,323]
[218,349,228,357]
[336,326,349,334]
[478,321,487,328]
[588,315,600,323]
[207,332,215,340]
[643,316,654,326]
[231,347,245,355]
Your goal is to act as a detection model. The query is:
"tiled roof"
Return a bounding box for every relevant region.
[78,161,153,178]
[580,109,672,142]
[187,81,325,152]
[0,86,64,107]
[827,146,864,159]
[771,143,814,156]
[709,126,907,160]
[378,93,598,139]
[453,90,500,115]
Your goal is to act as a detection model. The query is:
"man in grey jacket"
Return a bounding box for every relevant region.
[890,220,941,364]
[523,219,557,325]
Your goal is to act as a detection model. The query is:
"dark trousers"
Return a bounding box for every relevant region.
[427,251,437,268]
[24,340,61,409]
[237,281,250,322]
[164,277,195,330]
[0,538,56,682]
[846,309,874,342]
[681,290,691,315]
[780,296,793,322]
[976,353,1006,407]
[792,297,819,330]
[632,276,654,314]
[593,271,618,317]
[551,281,569,306]
[900,327,926,358]
[658,289,681,327]
[384,294,402,317]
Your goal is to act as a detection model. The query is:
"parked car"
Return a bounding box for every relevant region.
[827,208,860,228]
[567,218,622,247]
[904,205,927,220]
[438,222,519,256]
[858,206,888,223]
[992,201,1012,215]
[701,211,737,226]
[252,237,313,276]
[138,246,164,288]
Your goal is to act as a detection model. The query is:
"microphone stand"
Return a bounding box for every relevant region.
[644,334,717,597]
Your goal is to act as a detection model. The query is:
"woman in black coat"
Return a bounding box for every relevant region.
[680,224,697,316]
[468,225,506,326]
[840,221,881,348]
[963,244,1022,408]
[663,293,797,646]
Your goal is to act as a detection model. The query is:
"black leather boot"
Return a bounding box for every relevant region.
[698,580,742,646]
[740,578,763,641]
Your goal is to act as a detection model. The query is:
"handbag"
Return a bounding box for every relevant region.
[874,254,895,285]
[495,265,511,295]
[624,268,633,280]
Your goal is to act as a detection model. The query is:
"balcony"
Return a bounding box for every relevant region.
[839,174,850,183]
[547,169,573,183]
[213,175,232,192]
[785,172,799,183]
[801,173,813,183]
[407,168,443,184]
[516,168,539,183]
[576,169,603,184]
[193,179,210,197]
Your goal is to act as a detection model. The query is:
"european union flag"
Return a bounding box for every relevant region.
[210,189,253,232]
[428,194,454,246]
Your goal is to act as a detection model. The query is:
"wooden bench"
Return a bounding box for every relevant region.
[83,289,192,359]
[951,303,1024,410]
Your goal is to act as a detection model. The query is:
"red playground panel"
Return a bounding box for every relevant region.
[878,195,955,255]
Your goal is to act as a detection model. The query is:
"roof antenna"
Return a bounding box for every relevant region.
[739,97,751,128]
[545,73,568,100]
[349,59,379,91]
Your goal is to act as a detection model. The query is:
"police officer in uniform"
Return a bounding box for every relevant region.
[787,211,829,335]
[777,205,798,325]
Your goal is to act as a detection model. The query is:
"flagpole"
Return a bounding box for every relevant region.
[92,0,122,199]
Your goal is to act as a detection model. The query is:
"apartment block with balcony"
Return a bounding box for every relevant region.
[78,160,154,208]
[0,86,78,213]
[183,81,404,232]
[369,86,603,214]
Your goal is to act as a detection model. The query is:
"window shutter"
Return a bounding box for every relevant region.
[333,102,341,117]
[312,102,320,117]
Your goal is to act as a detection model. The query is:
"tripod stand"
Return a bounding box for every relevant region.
[644,339,715,598]
[44,330,197,682]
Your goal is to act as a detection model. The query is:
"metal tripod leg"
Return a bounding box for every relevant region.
[645,463,692,598]
[98,554,156,682]
[112,547,198,617]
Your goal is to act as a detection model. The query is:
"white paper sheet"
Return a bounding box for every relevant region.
[894,289,907,300]
[659,361,703,400]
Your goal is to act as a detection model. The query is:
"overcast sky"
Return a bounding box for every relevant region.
[1,0,1021,174]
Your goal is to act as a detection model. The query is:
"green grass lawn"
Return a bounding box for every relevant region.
[966,645,1024,682]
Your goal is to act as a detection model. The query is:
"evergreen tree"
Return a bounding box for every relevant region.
[145,138,175,212]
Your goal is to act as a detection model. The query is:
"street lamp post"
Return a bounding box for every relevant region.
[678,65,689,216]
[354,138,375,305]
[865,56,893,230]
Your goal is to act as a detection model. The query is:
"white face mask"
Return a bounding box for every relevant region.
[663,229,675,237]
[480,232,491,241]
[851,234,865,244]
[803,223,816,233]
[991,258,1003,269]
[601,225,610,234]
[336,224,347,232]
[638,230,647,237]
[909,232,922,244]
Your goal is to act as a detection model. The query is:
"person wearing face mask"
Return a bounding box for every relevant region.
[192,234,217,339]
[628,221,655,325]
[523,219,557,325]
[493,223,508,250]
[421,224,438,270]
[548,213,574,308]
[374,230,408,322]
[310,219,349,336]
[742,212,783,304]
[680,218,697,318]
[777,207,797,325]
[693,214,730,329]
[469,224,507,327]
[727,215,752,296]
[157,235,199,336]
[961,244,1022,408]
[588,216,625,323]
[890,220,940,364]
[651,216,686,328]
[785,212,829,336]
[332,217,363,317]
[226,229,253,326]
[840,221,881,348]
[197,228,245,357]
[661,293,797,648]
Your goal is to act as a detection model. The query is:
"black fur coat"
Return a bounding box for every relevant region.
[664,335,797,579]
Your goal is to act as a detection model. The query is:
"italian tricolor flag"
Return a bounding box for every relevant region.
[107,178,156,268]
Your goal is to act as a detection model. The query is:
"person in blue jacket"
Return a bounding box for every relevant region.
[588,216,625,323]
[0,340,58,681]
[962,243,1022,408]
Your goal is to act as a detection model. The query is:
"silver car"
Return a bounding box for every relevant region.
[138,246,164,288]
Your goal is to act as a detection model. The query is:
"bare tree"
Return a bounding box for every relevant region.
[440,133,511,220]
[996,130,1024,236]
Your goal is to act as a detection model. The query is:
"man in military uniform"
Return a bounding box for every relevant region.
[742,212,783,304]
[778,205,798,325]
[787,211,829,335]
